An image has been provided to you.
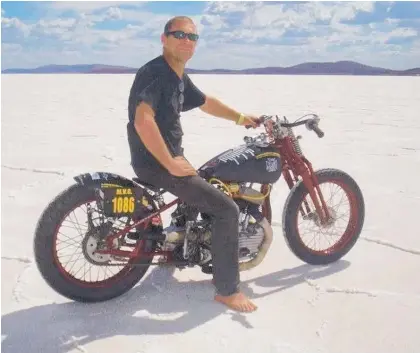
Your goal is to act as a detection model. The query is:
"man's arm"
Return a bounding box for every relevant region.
[134,102,197,176]
[199,95,241,122]
[134,102,175,170]
[199,95,259,128]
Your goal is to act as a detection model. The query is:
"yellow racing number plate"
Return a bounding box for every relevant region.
[102,187,146,217]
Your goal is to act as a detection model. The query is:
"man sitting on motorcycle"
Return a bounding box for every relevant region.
[126,15,260,313]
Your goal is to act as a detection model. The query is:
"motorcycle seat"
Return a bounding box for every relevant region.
[132,177,162,192]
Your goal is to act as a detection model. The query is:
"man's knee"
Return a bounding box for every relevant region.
[217,196,240,222]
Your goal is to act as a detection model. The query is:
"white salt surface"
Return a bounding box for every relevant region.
[2,74,420,353]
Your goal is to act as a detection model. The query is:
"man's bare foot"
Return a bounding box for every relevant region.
[214,292,257,312]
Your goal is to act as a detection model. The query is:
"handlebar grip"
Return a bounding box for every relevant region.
[312,124,324,138]
[245,117,264,129]
[306,119,324,138]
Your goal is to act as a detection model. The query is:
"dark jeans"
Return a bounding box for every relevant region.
[133,163,240,296]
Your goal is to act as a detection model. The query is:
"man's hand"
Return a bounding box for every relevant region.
[167,156,197,177]
[236,114,260,129]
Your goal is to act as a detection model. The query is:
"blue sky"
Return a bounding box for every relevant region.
[2,1,420,70]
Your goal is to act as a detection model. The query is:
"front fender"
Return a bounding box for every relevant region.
[73,171,137,188]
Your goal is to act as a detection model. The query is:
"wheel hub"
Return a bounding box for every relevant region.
[82,230,119,265]
[305,207,337,228]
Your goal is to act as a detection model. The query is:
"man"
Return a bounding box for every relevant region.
[127,16,260,313]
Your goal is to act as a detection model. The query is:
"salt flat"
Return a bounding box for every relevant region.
[1,74,420,353]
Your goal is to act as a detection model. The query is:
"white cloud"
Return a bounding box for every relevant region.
[48,1,144,13]
[201,14,225,30]
[1,16,32,38]
[388,27,418,39]
[2,43,22,54]
[118,8,156,22]
[105,7,122,21]
[245,4,309,29]
[33,18,79,36]
[2,16,27,30]
[329,1,375,23]
[204,2,255,15]
[2,7,141,47]
[201,1,375,34]
[195,1,377,48]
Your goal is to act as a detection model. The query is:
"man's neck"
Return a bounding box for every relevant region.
[163,51,184,78]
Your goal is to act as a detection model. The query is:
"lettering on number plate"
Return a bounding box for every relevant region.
[102,187,146,216]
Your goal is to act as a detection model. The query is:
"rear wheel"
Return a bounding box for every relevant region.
[282,168,365,265]
[33,184,156,302]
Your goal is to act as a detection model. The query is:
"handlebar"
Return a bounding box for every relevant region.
[245,113,325,138]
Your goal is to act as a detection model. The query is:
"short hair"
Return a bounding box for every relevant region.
[164,16,195,34]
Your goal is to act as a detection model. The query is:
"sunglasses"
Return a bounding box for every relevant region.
[166,30,199,42]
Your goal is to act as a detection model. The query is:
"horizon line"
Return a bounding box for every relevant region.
[3,59,420,72]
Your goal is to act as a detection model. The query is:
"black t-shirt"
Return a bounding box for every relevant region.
[127,55,206,170]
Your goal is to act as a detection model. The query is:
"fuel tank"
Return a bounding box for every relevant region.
[198,143,282,184]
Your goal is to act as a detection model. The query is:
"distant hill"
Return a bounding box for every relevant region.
[2,61,419,76]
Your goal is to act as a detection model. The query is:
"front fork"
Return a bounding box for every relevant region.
[282,159,330,225]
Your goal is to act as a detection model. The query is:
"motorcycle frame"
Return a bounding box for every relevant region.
[97,120,330,260]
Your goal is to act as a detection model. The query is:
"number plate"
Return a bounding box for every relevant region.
[101,186,148,217]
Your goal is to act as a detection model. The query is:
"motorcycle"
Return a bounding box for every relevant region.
[33,113,365,303]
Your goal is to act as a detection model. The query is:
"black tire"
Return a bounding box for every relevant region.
[33,183,156,303]
[282,168,365,265]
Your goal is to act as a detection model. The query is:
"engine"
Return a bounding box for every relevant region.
[160,190,270,268]
[238,217,266,260]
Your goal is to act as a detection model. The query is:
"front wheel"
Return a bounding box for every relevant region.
[282,168,365,265]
